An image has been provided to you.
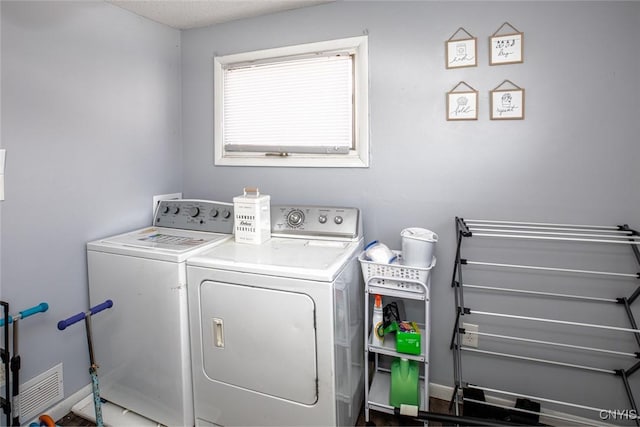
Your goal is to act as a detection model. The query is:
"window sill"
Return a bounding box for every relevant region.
[214,152,369,168]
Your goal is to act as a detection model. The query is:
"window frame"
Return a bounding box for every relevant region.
[213,36,369,168]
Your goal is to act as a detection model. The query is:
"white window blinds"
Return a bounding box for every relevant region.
[222,54,354,154]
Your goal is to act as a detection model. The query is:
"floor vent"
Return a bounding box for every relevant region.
[19,363,64,423]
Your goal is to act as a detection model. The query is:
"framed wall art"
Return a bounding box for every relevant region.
[490,80,525,120]
[489,22,524,65]
[447,81,478,121]
[445,27,477,69]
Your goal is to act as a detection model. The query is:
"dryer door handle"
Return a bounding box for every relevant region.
[213,318,225,348]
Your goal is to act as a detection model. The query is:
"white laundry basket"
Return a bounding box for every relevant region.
[233,187,271,244]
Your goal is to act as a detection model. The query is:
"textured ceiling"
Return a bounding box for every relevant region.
[107,0,333,30]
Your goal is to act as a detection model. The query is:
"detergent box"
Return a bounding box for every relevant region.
[395,321,421,355]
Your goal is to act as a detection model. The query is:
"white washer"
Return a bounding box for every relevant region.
[187,205,364,427]
[87,199,234,427]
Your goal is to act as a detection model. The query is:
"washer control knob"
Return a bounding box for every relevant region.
[287,209,305,228]
[189,207,200,217]
[172,206,180,215]
[318,215,327,224]
[162,205,170,214]
[222,209,231,219]
[334,216,343,225]
[210,208,219,218]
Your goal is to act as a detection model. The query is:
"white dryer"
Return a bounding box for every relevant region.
[187,205,364,427]
[87,199,234,427]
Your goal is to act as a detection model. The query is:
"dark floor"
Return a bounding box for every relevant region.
[356,397,453,426]
[56,412,95,426]
[56,397,453,426]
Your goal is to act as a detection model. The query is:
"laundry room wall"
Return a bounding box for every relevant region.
[0,3,3,307]
[181,0,640,415]
[1,0,182,403]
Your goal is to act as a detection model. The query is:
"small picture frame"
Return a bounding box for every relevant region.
[489,22,524,65]
[446,28,477,69]
[490,80,525,120]
[447,82,478,121]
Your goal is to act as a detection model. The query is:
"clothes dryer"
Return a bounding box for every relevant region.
[187,205,364,426]
[87,199,234,426]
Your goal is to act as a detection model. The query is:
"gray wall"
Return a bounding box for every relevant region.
[181,0,640,415]
[1,1,181,396]
[1,0,639,418]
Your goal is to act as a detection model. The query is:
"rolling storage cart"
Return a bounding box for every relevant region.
[450,217,640,426]
[360,251,435,425]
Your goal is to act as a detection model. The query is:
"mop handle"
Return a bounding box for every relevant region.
[57,300,113,331]
[0,302,48,327]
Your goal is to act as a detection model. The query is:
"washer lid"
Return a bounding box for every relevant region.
[87,227,232,262]
[188,237,362,281]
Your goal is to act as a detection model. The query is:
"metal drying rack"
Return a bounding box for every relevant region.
[449,217,640,426]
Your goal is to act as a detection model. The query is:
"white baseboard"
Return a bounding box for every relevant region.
[24,384,158,427]
[25,384,91,426]
[429,382,455,401]
[71,393,158,426]
[27,380,609,427]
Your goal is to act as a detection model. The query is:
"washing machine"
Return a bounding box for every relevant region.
[86,199,234,427]
[187,205,364,427]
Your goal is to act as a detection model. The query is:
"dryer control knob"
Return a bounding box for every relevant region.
[287,210,305,228]
[222,209,231,219]
[189,207,200,217]
[210,208,219,218]
[334,216,343,225]
[172,207,180,214]
[318,215,327,224]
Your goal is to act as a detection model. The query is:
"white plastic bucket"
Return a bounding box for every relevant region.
[401,228,438,268]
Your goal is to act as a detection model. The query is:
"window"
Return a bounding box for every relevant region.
[214,36,369,167]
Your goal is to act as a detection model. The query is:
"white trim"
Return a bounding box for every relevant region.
[429,382,456,401]
[71,393,159,426]
[216,36,366,64]
[214,36,369,168]
[25,384,91,426]
[26,384,158,426]
[28,381,613,427]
